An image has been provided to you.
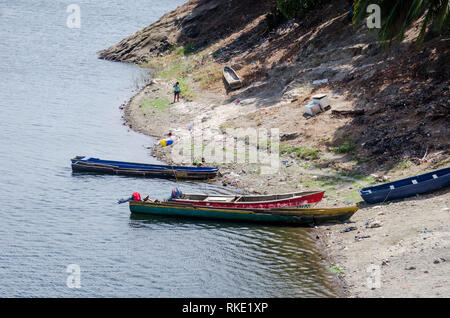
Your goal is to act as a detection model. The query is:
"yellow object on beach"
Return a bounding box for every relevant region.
[160,139,173,147]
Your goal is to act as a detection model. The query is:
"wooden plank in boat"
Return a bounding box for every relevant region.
[204,196,235,202]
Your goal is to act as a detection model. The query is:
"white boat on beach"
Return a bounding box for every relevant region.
[223,66,242,90]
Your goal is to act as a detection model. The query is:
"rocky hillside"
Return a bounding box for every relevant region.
[100,0,449,175]
[98,0,272,63]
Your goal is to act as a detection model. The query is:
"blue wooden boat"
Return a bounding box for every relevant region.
[71,156,218,180]
[129,200,358,225]
[359,167,450,204]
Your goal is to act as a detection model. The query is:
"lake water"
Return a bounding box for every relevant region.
[0,0,340,297]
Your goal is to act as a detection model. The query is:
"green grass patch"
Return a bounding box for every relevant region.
[142,46,193,79]
[140,44,223,99]
[193,63,222,89]
[176,77,194,99]
[141,98,170,112]
[434,160,449,168]
[280,144,320,160]
[353,157,372,164]
[298,162,310,169]
[331,141,356,154]
[396,159,411,170]
[326,265,344,274]
[335,170,375,183]
[158,59,185,79]
[302,178,337,191]
[342,189,363,203]
[176,43,195,56]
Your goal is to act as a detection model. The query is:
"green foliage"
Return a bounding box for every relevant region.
[193,63,223,89]
[176,43,195,56]
[277,0,324,20]
[141,98,170,111]
[353,156,372,164]
[434,160,449,168]
[331,141,356,154]
[265,4,286,30]
[176,77,194,99]
[158,62,183,79]
[326,265,344,274]
[353,0,450,45]
[396,159,412,170]
[280,144,320,160]
[336,170,375,182]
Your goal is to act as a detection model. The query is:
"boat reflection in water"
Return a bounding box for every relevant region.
[128,213,343,297]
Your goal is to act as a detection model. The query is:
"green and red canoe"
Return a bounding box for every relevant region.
[129,200,358,225]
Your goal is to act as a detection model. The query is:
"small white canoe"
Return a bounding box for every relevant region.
[223,66,242,89]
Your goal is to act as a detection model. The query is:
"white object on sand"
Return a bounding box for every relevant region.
[312,78,328,85]
[312,93,330,109]
[304,101,322,116]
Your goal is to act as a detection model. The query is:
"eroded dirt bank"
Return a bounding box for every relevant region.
[103,0,450,297]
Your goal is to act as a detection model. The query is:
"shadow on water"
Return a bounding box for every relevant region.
[128,212,342,297]
[129,212,315,228]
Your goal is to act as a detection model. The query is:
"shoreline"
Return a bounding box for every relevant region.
[119,64,450,297]
[106,0,449,298]
[121,80,351,297]
[121,77,450,298]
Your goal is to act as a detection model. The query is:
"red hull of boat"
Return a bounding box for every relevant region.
[172,191,325,209]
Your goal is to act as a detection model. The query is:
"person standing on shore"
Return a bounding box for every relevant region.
[173,81,180,103]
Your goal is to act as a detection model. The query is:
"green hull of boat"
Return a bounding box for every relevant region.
[129,201,357,225]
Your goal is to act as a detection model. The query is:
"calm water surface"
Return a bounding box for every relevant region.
[0,0,339,297]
